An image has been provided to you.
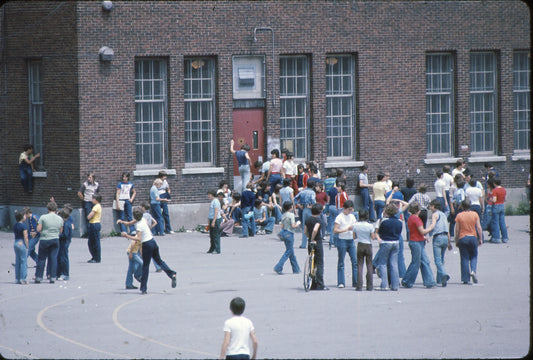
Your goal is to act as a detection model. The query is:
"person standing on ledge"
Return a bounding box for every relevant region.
[231,139,253,193]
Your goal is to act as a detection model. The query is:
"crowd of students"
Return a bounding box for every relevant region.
[223,146,513,291]
[13,138,513,295]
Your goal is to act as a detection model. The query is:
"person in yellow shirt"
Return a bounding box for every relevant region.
[87,194,102,263]
[373,173,388,219]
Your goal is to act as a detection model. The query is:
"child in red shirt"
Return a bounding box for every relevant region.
[490,179,508,243]
[401,202,437,288]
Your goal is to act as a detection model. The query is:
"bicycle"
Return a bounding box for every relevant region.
[303,242,317,292]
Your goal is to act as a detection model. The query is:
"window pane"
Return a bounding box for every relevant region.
[280,56,309,159]
[184,58,215,164]
[513,52,530,151]
[135,59,167,166]
[470,53,496,153]
[426,54,454,155]
[326,55,355,159]
[28,60,44,169]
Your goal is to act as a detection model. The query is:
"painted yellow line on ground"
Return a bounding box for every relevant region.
[0,344,38,359]
[37,294,130,359]
[112,294,217,358]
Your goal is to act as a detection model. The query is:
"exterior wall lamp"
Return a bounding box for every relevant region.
[99,46,114,62]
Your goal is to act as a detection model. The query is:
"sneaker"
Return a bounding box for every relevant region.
[126,285,138,289]
[169,231,175,234]
[470,271,478,284]
[338,284,345,288]
[171,274,177,288]
[401,281,412,288]
[502,238,509,243]
[442,275,450,287]
[274,268,282,275]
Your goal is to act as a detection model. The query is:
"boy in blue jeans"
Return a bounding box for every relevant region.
[57,208,73,280]
[274,201,301,274]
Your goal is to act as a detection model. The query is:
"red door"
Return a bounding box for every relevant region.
[232,108,264,177]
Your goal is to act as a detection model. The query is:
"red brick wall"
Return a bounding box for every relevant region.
[1,1,79,207]
[1,1,530,208]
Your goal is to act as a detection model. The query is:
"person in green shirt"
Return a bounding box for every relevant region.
[35,201,63,283]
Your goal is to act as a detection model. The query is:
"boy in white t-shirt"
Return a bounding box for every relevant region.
[333,200,358,288]
[220,297,258,360]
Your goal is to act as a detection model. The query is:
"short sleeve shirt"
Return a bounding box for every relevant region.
[492,187,506,204]
[455,211,479,239]
[223,316,255,357]
[281,211,296,233]
[117,182,134,200]
[465,186,482,205]
[335,212,357,240]
[270,158,283,173]
[14,222,27,240]
[373,182,387,201]
[354,221,374,244]
[135,218,153,242]
[89,203,101,224]
[407,214,425,241]
[209,199,221,220]
[38,213,63,241]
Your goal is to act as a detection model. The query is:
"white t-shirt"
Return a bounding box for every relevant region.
[465,186,483,206]
[442,173,453,191]
[135,218,153,242]
[434,178,446,198]
[334,212,357,240]
[223,315,255,356]
[282,159,297,176]
[354,221,375,245]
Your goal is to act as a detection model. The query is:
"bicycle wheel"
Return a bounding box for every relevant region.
[303,252,313,292]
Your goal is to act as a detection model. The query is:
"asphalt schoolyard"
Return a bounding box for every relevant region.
[0,215,530,359]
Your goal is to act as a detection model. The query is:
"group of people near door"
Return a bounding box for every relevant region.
[231,141,510,291]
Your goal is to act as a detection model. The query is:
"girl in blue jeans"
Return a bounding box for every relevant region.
[13,210,29,284]
[274,202,301,274]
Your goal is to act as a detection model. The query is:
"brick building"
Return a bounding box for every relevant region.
[0,1,530,234]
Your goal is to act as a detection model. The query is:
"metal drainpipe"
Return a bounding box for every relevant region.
[253,27,275,106]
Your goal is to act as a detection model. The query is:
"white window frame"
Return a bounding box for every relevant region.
[279,56,309,161]
[28,60,44,170]
[513,51,530,152]
[135,58,168,168]
[426,53,454,157]
[326,54,356,160]
[469,52,497,155]
[184,57,216,166]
